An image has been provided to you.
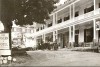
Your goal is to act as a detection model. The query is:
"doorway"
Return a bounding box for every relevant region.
[75,30,79,47]
[75,35,79,47]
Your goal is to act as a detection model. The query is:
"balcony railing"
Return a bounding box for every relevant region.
[33,8,100,37]
[74,11,94,22]
[74,8,100,22]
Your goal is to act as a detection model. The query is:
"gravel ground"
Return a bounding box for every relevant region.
[2,48,100,66]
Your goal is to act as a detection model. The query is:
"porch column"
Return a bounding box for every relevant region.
[94,0,96,15]
[73,3,75,21]
[73,25,75,47]
[53,12,56,42]
[70,5,72,19]
[93,19,96,47]
[43,34,45,43]
[55,13,58,24]
[69,27,71,48]
[42,35,44,42]
[53,31,56,42]
[53,13,56,25]
[55,30,58,39]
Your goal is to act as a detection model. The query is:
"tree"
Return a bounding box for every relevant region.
[0,0,59,31]
[0,0,59,50]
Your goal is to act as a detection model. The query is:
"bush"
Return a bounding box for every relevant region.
[37,43,51,50]
[37,42,58,50]
[12,47,27,56]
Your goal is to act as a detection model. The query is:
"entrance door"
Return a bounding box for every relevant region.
[75,35,79,47]
[98,30,100,45]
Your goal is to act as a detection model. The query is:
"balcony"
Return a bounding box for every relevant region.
[33,8,100,37]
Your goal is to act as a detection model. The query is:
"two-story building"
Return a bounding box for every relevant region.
[33,0,100,51]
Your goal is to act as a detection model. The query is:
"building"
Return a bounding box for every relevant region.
[33,0,100,49]
[11,22,37,48]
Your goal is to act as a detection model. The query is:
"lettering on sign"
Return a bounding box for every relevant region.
[0,33,9,49]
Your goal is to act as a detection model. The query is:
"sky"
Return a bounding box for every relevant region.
[56,0,66,6]
[60,0,66,4]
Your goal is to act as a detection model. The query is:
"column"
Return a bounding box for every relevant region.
[53,13,57,41]
[94,0,96,15]
[93,19,96,47]
[55,30,57,39]
[53,31,56,42]
[43,34,45,43]
[73,25,75,46]
[55,13,58,24]
[42,34,46,43]
[69,27,71,48]
[69,26,75,48]
[70,5,72,19]
[53,13,56,25]
[79,28,84,47]
[73,3,75,21]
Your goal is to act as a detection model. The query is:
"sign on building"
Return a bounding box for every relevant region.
[0,33,11,55]
[96,21,100,30]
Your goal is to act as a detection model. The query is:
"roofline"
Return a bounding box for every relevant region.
[49,0,80,16]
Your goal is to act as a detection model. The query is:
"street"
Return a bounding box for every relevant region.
[11,49,100,66]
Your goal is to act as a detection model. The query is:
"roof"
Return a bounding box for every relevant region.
[52,0,76,13]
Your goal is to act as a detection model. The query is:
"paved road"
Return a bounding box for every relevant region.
[15,49,100,66]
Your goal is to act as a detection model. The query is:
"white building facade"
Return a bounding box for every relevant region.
[33,0,100,49]
[11,22,37,48]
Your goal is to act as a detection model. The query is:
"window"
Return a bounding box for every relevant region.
[43,26,44,29]
[99,30,100,38]
[84,8,87,14]
[99,3,100,8]
[75,11,79,17]
[84,5,94,14]
[58,19,62,23]
[75,30,79,34]
[41,27,42,30]
[37,28,39,31]
[88,5,94,12]
[48,23,52,27]
[84,28,93,42]
[64,16,69,21]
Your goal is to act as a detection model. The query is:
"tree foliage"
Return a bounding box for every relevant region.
[0,0,58,29]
